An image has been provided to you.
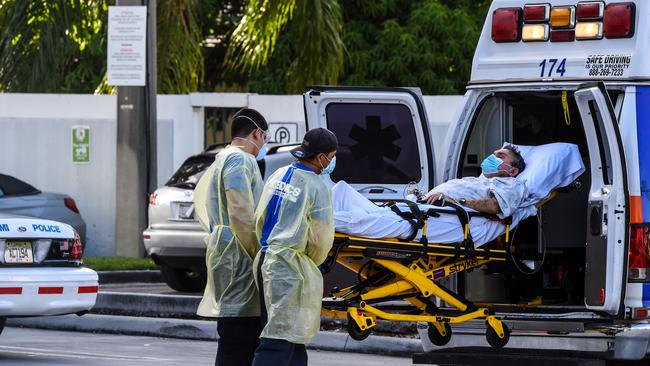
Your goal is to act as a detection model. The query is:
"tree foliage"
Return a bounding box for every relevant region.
[226,0,345,93]
[0,0,490,95]
[157,0,203,93]
[0,0,107,93]
[199,0,249,91]
[250,0,490,95]
[340,0,489,94]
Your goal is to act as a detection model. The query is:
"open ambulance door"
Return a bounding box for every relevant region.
[303,87,436,200]
[574,82,629,315]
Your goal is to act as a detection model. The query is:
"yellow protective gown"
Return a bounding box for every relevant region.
[194,145,263,318]
[254,162,335,344]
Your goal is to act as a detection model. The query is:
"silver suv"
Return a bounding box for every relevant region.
[144,144,295,292]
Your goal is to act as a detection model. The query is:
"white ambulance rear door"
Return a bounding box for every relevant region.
[303,87,435,200]
[574,82,629,314]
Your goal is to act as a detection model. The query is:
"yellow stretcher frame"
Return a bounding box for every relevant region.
[321,193,559,349]
[321,219,512,348]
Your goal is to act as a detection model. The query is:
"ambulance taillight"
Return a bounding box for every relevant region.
[603,2,635,38]
[523,4,549,22]
[491,8,522,42]
[628,225,650,281]
[576,2,604,20]
[492,2,635,43]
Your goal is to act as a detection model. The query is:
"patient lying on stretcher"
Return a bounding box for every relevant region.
[333,143,586,247]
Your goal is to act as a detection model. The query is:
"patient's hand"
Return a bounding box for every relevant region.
[425,192,458,206]
[425,192,443,204]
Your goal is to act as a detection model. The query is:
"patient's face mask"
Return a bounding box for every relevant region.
[480,154,513,175]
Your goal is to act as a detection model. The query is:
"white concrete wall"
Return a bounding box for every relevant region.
[0,94,178,256]
[0,92,463,257]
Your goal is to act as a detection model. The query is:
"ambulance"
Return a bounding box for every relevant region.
[303,0,650,360]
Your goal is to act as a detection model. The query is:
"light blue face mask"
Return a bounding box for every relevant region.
[480,154,504,174]
[234,138,267,161]
[320,155,337,175]
[256,143,267,161]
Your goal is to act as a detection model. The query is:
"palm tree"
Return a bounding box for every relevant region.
[0,0,344,94]
[225,0,345,93]
[0,0,203,94]
[0,0,107,93]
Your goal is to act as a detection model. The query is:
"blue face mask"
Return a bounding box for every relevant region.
[256,143,267,161]
[320,155,336,175]
[480,154,504,174]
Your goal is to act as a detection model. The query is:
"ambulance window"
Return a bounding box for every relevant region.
[325,103,422,184]
[589,101,613,185]
[460,96,504,177]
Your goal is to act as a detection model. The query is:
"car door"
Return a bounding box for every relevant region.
[574,82,629,315]
[303,87,435,200]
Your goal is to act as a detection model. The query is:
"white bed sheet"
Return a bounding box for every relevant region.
[333,181,530,247]
[333,142,585,247]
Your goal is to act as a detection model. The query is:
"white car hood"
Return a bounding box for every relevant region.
[0,217,76,239]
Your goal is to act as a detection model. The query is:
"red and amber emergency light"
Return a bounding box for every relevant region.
[550,6,575,28]
[492,1,635,43]
[603,2,635,38]
[577,1,604,20]
[550,30,576,42]
[492,7,522,42]
[524,4,550,22]
[576,21,603,40]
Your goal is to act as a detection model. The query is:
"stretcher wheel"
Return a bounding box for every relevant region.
[347,315,371,341]
[485,321,510,349]
[427,322,452,346]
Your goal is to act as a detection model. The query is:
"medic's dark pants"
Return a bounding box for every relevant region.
[252,250,308,366]
[216,316,262,366]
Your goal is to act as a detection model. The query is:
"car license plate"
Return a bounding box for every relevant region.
[177,202,194,219]
[5,241,33,264]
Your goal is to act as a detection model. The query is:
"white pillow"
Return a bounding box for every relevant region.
[506,142,586,201]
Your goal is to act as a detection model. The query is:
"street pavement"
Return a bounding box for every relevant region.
[0,327,413,365]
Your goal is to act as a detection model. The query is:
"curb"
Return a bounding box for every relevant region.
[6,314,422,357]
[93,292,418,335]
[94,292,200,318]
[97,270,164,284]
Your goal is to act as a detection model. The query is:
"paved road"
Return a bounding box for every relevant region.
[0,327,413,365]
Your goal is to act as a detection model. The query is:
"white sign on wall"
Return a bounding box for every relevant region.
[107,6,147,86]
[269,123,299,144]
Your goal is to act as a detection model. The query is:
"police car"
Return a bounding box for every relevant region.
[302,0,650,360]
[0,214,98,334]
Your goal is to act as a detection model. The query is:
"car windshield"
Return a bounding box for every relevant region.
[0,174,40,196]
[166,157,213,189]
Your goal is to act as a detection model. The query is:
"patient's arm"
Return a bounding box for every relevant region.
[464,197,500,214]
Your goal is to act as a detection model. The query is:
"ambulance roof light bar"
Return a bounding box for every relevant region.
[491,1,635,43]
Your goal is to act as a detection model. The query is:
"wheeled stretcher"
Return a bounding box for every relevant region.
[320,198,548,349]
